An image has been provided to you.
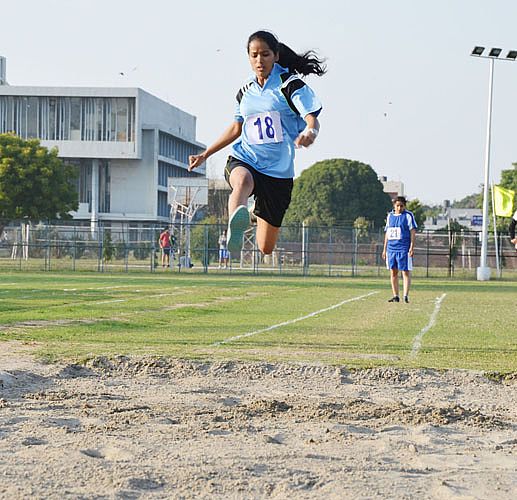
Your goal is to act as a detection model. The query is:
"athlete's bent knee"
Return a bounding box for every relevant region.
[230,169,253,191]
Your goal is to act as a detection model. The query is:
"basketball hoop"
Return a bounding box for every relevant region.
[168,177,208,268]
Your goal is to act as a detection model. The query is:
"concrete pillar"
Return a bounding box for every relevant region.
[91,159,99,237]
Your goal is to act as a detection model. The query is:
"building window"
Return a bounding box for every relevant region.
[78,161,91,205]
[157,191,169,218]
[158,161,192,187]
[158,131,203,165]
[65,159,110,213]
[99,161,111,213]
[0,96,135,143]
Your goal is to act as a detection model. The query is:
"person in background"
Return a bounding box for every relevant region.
[159,227,172,269]
[510,209,517,249]
[218,229,229,269]
[382,196,417,303]
[188,30,325,256]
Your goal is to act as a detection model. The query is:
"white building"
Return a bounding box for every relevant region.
[0,56,206,231]
[379,176,404,201]
[424,207,483,231]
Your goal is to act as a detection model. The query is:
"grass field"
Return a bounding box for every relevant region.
[0,271,515,372]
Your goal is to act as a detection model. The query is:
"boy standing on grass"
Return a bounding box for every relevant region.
[382,196,417,303]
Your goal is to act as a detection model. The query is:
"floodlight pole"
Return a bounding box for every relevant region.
[471,47,517,279]
[477,57,494,281]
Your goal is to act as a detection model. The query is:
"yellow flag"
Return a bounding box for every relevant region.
[493,185,515,217]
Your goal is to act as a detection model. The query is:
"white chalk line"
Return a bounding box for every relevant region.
[92,299,127,305]
[0,285,146,298]
[213,291,379,346]
[2,291,185,311]
[76,291,185,306]
[410,293,447,358]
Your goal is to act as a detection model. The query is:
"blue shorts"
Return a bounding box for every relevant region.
[219,249,229,259]
[386,250,413,271]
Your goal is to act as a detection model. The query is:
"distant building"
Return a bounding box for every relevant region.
[424,206,483,231]
[0,57,6,85]
[0,57,205,231]
[379,176,404,200]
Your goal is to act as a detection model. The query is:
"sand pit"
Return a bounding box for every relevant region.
[0,344,516,499]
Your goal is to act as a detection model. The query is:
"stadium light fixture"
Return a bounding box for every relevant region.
[471,46,517,280]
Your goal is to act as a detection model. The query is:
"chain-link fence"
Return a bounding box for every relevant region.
[1,220,516,278]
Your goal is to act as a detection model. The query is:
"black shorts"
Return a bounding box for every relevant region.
[224,156,293,228]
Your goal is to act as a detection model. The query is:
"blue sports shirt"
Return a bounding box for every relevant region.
[385,210,417,252]
[231,63,322,179]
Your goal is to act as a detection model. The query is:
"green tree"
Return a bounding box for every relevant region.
[0,133,78,234]
[500,164,517,191]
[353,216,370,241]
[133,243,151,260]
[452,192,482,209]
[499,164,517,211]
[190,216,221,263]
[422,203,441,220]
[406,199,426,230]
[102,230,115,262]
[205,183,231,223]
[285,158,391,228]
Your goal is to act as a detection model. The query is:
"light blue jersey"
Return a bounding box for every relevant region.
[231,63,322,179]
[385,210,417,252]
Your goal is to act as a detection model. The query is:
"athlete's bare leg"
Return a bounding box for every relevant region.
[390,269,400,297]
[228,166,282,255]
[228,167,253,215]
[255,218,280,255]
[402,270,411,297]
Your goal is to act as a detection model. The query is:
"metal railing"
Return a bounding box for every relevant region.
[1,220,516,279]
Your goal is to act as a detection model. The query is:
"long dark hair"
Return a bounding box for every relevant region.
[247,30,326,77]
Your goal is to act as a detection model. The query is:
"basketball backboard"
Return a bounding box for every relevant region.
[168,177,208,207]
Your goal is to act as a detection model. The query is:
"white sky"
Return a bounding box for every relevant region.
[2,0,517,205]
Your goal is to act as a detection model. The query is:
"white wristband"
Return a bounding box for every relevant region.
[304,127,319,138]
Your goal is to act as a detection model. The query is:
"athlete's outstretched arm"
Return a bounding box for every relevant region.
[188,122,242,171]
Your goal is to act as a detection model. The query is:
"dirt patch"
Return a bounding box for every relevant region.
[0,349,516,499]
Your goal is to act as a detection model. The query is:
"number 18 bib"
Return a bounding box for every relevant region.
[245,111,284,145]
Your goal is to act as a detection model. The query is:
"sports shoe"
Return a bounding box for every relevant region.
[388,296,400,303]
[227,205,250,254]
[404,296,409,303]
